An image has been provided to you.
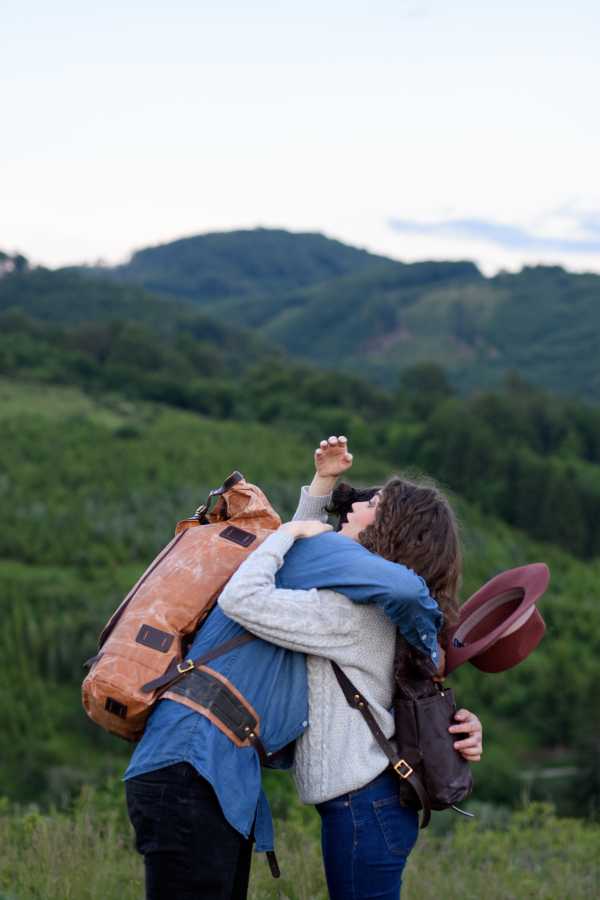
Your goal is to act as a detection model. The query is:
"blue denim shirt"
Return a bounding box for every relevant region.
[277,532,443,663]
[125,531,442,853]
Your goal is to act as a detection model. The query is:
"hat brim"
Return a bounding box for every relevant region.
[445,563,549,675]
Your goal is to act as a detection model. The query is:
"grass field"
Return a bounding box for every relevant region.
[1,795,598,900]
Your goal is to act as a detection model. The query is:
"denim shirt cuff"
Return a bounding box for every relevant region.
[412,613,443,662]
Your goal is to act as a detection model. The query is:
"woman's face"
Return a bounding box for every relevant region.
[339,492,381,542]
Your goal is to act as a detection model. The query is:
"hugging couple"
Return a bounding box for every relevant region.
[125,436,483,900]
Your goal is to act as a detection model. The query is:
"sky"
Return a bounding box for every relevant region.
[2,0,600,275]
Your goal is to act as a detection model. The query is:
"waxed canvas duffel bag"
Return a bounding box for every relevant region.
[82,472,281,742]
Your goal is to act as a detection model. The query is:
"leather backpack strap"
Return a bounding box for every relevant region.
[193,471,245,521]
[331,661,431,828]
[141,632,258,693]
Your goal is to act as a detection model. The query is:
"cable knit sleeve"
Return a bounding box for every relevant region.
[218,531,362,658]
[291,486,332,523]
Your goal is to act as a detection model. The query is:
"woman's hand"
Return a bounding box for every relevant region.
[316,436,353,478]
[279,521,334,540]
[449,710,483,762]
[309,436,354,496]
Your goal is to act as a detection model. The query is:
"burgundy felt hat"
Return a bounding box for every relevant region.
[445,563,549,675]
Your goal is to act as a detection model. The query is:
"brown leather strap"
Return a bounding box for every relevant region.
[247,732,269,766]
[331,661,431,828]
[141,632,258,693]
[266,850,281,878]
[193,471,245,520]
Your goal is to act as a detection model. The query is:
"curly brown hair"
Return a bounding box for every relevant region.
[329,476,461,643]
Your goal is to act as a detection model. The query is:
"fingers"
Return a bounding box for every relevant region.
[450,710,479,728]
[316,436,348,453]
[459,748,482,762]
[448,720,480,733]
[449,709,482,760]
[453,733,483,759]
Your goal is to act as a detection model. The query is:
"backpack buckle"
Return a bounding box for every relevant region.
[177,659,194,674]
[394,759,414,779]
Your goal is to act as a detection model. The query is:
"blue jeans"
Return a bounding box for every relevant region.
[316,770,419,900]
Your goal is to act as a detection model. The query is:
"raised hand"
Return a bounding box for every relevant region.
[315,436,353,479]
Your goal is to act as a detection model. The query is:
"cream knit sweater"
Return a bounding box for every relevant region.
[218,488,397,805]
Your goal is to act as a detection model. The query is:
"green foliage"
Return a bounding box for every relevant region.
[0,796,598,899]
[0,269,282,369]
[202,259,481,385]
[402,803,600,900]
[194,251,600,401]
[74,228,389,303]
[395,376,600,559]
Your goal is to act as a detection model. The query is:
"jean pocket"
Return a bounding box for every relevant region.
[373,795,419,856]
[126,780,165,855]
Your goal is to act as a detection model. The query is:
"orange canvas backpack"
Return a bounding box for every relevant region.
[82,472,281,742]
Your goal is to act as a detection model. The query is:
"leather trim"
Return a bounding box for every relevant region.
[164,664,261,749]
[163,691,252,748]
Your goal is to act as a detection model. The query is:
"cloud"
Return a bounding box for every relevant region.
[389,216,600,254]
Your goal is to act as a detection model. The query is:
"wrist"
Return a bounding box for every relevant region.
[308,474,337,496]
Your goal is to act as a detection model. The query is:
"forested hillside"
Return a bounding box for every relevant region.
[64,227,600,401]
[203,259,600,399]
[72,229,389,301]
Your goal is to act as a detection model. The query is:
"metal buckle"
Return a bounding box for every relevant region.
[394,759,414,779]
[177,659,194,674]
[194,505,208,520]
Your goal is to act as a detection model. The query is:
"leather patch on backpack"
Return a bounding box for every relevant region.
[105,697,128,719]
[136,624,175,653]
[219,526,257,548]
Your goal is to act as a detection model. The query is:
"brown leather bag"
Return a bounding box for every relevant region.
[332,642,473,828]
[82,472,281,742]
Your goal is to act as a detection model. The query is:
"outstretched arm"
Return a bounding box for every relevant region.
[291,435,352,524]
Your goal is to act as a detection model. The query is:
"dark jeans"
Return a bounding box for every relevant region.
[316,770,419,900]
[125,763,254,900]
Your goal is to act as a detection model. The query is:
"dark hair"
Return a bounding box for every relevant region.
[326,483,382,530]
[329,476,461,643]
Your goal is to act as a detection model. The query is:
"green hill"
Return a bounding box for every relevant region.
[0,266,286,375]
[65,228,600,402]
[71,228,390,302]
[203,261,600,400]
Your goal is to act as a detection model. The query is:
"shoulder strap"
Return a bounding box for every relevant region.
[194,471,245,521]
[330,660,431,828]
[142,632,257,693]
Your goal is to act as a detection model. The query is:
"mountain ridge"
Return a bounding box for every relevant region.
[6,227,600,401]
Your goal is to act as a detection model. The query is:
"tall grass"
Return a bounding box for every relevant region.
[1,797,598,900]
